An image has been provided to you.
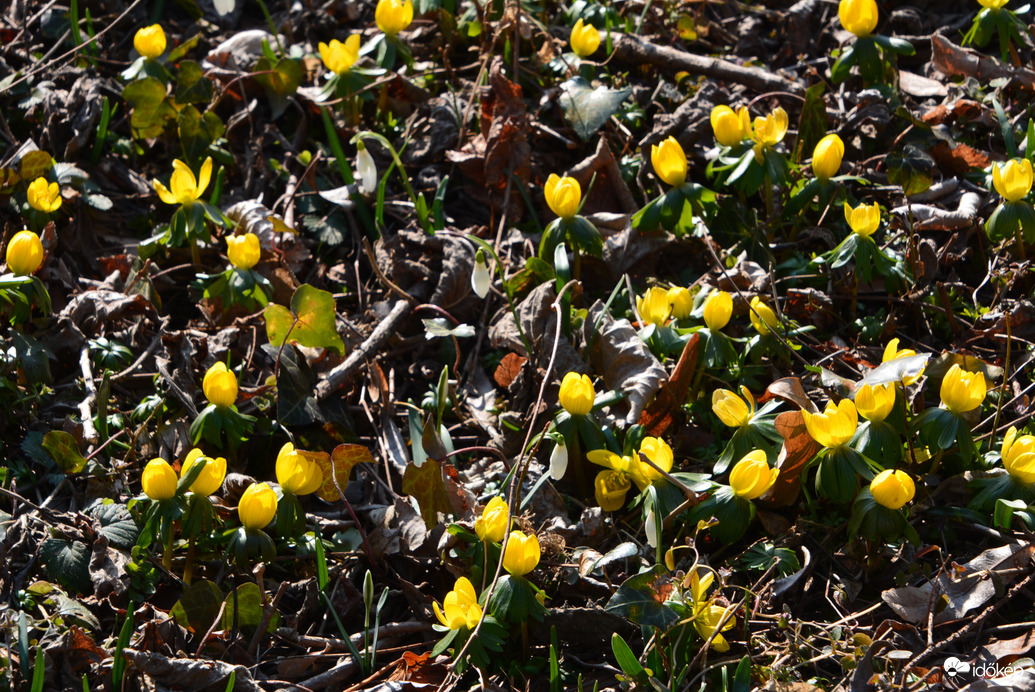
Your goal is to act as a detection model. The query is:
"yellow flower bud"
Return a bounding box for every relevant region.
[1001,427,1035,484]
[203,362,238,408]
[318,35,361,75]
[238,482,277,530]
[710,105,751,147]
[559,372,595,415]
[854,383,895,422]
[978,0,1010,7]
[26,177,61,213]
[844,201,880,237]
[594,469,631,511]
[712,386,755,428]
[801,399,858,449]
[636,437,673,489]
[668,286,693,319]
[226,233,261,270]
[749,296,780,335]
[728,450,778,500]
[375,0,413,36]
[752,107,789,149]
[544,174,581,219]
[869,469,915,510]
[939,363,986,414]
[812,134,845,181]
[703,290,732,331]
[570,19,600,58]
[142,458,178,500]
[433,577,481,630]
[651,136,688,187]
[992,158,1034,203]
[6,230,44,276]
[838,0,879,37]
[134,24,167,59]
[637,286,672,327]
[154,158,212,207]
[502,530,540,576]
[276,442,324,496]
[181,448,227,496]
[474,496,509,543]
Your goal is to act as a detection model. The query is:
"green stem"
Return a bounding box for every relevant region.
[184,537,195,585]
[350,131,426,231]
[162,528,173,572]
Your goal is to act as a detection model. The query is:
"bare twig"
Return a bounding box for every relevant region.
[315,300,411,400]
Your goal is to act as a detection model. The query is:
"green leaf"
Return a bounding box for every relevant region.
[39,538,91,594]
[171,579,224,633]
[604,564,679,629]
[178,106,224,169]
[174,60,214,106]
[89,502,139,548]
[42,430,87,474]
[264,284,345,355]
[886,144,934,196]
[558,77,633,141]
[610,632,646,678]
[122,78,176,138]
[254,57,303,119]
[222,581,279,633]
[167,33,201,62]
[262,343,323,425]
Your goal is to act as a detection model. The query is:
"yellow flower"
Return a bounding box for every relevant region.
[502,530,540,576]
[276,442,324,496]
[475,496,509,543]
[134,24,166,59]
[570,19,600,58]
[434,577,482,630]
[710,105,751,147]
[844,201,880,237]
[637,286,672,327]
[749,296,780,335]
[26,177,61,213]
[812,134,845,182]
[181,448,227,496]
[142,458,178,500]
[869,469,915,509]
[688,569,734,651]
[559,372,595,415]
[712,386,755,428]
[544,174,581,219]
[1001,427,1035,484]
[854,383,895,422]
[238,482,277,530]
[992,158,1034,203]
[651,136,687,187]
[203,362,238,408]
[839,0,879,37]
[751,107,789,161]
[882,338,924,385]
[703,290,732,331]
[978,0,1010,7]
[940,363,986,414]
[226,233,261,270]
[6,230,44,276]
[154,157,213,207]
[668,287,693,319]
[637,437,673,488]
[594,469,631,511]
[318,35,361,75]
[801,399,858,449]
[728,450,778,500]
[376,0,413,36]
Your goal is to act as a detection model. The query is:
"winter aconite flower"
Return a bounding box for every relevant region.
[544,174,581,219]
[226,233,260,270]
[375,0,413,36]
[751,107,788,161]
[845,201,880,237]
[181,449,227,496]
[668,286,693,319]
[651,136,688,187]
[883,338,924,385]
[812,134,845,182]
[475,496,509,543]
[6,230,44,276]
[1001,427,1035,484]
[238,482,277,530]
[839,0,879,37]
[855,383,895,422]
[978,0,1010,7]
[142,458,178,501]
[940,364,986,414]
[710,105,751,147]
[26,177,61,213]
[503,530,540,576]
[992,158,1033,203]
[559,372,595,415]
[276,442,323,496]
[703,290,732,331]
[802,400,858,449]
[570,19,600,58]
[203,362,238,408]
[319,35,361,75]
[749,297,780,335]
[729,450,778,500]
[434,577,482,630]
[637,437,674,487]
[689,569,735,652]
[869,469,915,510]
[154,158,212,207]
[595,470,632,511]
[712,387,755,428]
[134,24,166,59]
[638,286,672,327]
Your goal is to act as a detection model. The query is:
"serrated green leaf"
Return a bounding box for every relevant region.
[558,77,632,141]
[42,431,87,474]
[264,284,345,355]
[89,502,139,549]
[39,539,91,594]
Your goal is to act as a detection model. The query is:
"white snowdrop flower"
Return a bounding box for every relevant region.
[357,141,377,195]
[549,438,568,480]
[472,249,491,298]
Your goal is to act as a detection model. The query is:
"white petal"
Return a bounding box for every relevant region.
[549,440,568,480]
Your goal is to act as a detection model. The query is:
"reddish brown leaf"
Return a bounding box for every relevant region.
[764,410,820,507]
[401,458,455,528]
[494,352,526,387]
[640,333,699,437]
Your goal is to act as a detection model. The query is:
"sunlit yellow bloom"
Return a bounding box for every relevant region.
[226,233,261,270]
[844,201,880,237]
[882,338,924,385]
[703,290,732,331]
[978,0,1010,7]
[855,383,895,422]
[5,230,44,276]
[1001,426,1035,484]
[839,0,879,37]
[203,362,238,407]
[688,568,734,651]
[134,24,166,59]
[710,105,751,147]
[475,496,509,543]
[651,136,687,187]
[668,286,693,319]
[570,19,600,58]
[992,158,1034,203]
[502,530,540,576]
[26,177,61,213]
[559,372,595,415]
[801,399,858,449]
[142,458,177,500]
[594,469,631,511]
[375,0,413,36]
[319,35,361,75]
[712,386,755,428]
[940,363,986,414]
[637,437,673,488]
[637,286,672,327]
[544,174,581,219]
[812,134,844,181]
[276,442,323,496]
[729,450,778,500]
[870,469,915,509]
[154,158,212,207]
[181,448,227,496]
[749,296,780,335]
[433,577,482,630]
[751,107,789,161]
[239,482,277,530]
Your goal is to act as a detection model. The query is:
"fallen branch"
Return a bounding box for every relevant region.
[78,346,99,448]
[315,299,411,400]
[932,33,1035,90]
[891,192,981,231]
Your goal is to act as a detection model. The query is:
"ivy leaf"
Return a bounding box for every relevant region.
[174,60,214,106]
[42,430,87,474]
[254,57,303,119]
[179,106,224,169]
[171,579,224,634]
[401,458,455,528]
[123,77,176,138]
[264,284,345,355]
[605,564,679,629]
[221,582,279,633]
[317,444,376,502]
